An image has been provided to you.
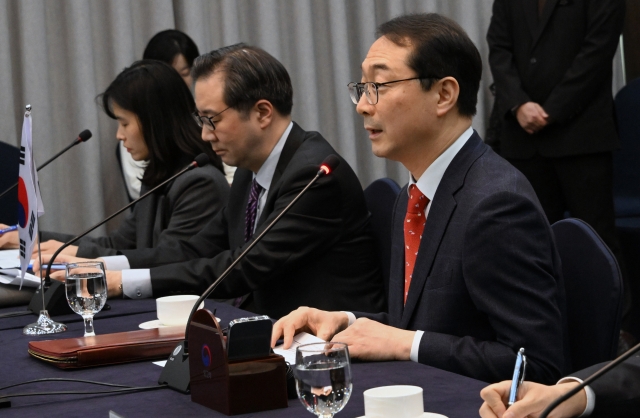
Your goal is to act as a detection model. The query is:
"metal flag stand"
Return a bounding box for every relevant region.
[22,105,67,335]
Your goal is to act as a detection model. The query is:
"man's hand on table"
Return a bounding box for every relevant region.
[479,380,587,418]
[271,307,415,362]
[31,256,123,298]
[271,307,350,348]
[331,317,414,361]
[31,240,78,257]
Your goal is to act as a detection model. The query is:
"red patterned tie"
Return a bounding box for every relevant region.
[404,184,429,304]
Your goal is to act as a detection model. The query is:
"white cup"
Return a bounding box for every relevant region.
[156,295,204,326]
[363,385,447,418]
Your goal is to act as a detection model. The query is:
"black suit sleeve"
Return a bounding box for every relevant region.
[146,161,346,298]
[542,0,624,123]
[42,169,228,258]
[573,356,640,417]
[418,191,565,384]
[487,0,532,116]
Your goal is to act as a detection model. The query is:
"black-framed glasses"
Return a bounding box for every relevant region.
[192,106,230,131]
[347,76,441,105]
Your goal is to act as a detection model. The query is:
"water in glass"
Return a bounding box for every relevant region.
[295,342,352,418]
[65,262,107,337]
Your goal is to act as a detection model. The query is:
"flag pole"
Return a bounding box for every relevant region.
[22,105,67,335]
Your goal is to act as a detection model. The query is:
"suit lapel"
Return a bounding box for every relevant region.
[255,122,304,227]
[532,0,559,48]
[388,190,408,327]
[399,132,487,329]
[521,0,539,41]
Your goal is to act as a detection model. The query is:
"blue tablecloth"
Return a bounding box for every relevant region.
[0,301,487,417]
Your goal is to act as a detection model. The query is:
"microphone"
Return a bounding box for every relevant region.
[539,342,640,418]
[0,130,92,200]
[158,154,341,393]
[28,154,210,316]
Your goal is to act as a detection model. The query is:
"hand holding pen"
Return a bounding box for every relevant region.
[509,348,527,406]
[0,224,18,235]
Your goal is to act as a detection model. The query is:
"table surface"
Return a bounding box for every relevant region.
[0,300,487,418]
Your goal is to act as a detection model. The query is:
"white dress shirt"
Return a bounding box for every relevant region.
[103,122,294,299]
[344,126,473,363]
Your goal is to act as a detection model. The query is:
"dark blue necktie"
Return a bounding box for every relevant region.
[244,179,263,242]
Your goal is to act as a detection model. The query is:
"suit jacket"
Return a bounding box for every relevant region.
[487,0,624,159]
[574,356,640,417]
[42,165,229,258]
[357,132,567,384]
[121,123,385,319]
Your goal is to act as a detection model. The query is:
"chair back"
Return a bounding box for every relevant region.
[614,77,640,217]
[0,141,19,225]
[552,218,623,372]
[364,178,401,302]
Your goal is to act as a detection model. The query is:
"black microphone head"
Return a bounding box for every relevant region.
[319,154,340,175]
[193,153,210,168]
[77,130,92,142]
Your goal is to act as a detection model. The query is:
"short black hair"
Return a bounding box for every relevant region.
[100,60,223,187]
[377,13,482,117]
[143,29,200,67]
[192,43,293,116]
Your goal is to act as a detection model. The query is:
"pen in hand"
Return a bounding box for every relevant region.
[508,347,527,407]
[0,225,18,236]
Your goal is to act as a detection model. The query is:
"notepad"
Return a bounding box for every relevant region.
[273,332,325,365]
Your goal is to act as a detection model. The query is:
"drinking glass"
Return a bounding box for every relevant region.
[65,261,107,337]
[295,342,352,418]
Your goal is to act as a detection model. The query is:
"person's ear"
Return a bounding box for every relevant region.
[254,100,274,129]
[435,77,460,117]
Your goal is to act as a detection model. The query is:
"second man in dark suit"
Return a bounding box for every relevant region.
[43,44,385,320]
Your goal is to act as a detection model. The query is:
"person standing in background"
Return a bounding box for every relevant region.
[487,0,633,350]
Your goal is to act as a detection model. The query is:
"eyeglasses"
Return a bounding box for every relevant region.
[192,107,230,131]
[347,76,441,105]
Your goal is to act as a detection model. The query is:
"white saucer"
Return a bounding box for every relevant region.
[356,414,447,418]
[139,318,221,329]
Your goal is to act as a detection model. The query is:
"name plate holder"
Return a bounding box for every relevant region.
[188,309,289,415]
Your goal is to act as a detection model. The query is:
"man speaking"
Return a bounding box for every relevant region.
[272,13,567,384]
[44,44,385,319]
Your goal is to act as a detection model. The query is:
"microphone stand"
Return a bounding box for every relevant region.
[28,157,207,317]
[0,130,92,200]
[159,155,339,393]
[539,342,640,418]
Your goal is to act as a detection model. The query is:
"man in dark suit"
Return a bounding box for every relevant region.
[44,44,384,319]
[480,356,640,417]
[272,14,566,384]
[486,0,625,286]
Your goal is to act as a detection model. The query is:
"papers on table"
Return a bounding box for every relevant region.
[0,249,40,288]
[273,332,325,365]
[0,269,42,288]
[0,249,21,268]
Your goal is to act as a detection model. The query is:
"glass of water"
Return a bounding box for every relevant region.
[295,342,352,418]
[65,261,107,337]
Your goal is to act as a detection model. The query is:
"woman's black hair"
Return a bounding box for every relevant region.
[143,30,200,67]
[100,60,223,187]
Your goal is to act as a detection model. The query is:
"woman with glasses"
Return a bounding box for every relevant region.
[0,60,229,259]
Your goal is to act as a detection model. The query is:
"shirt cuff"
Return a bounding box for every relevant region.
[557,377,595,417]
[101,255,130,271]
[121,269,152,299]
[410,330,424,363]
[341,311,356,326]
